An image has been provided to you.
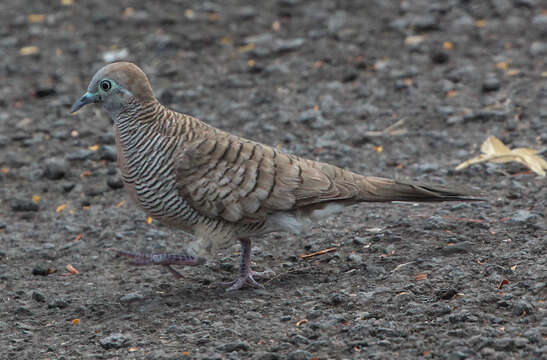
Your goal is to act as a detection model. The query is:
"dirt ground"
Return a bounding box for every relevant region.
[1,0,546,359]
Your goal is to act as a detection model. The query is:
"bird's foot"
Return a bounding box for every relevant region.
[219,269,275,291]
[116,251,205,279]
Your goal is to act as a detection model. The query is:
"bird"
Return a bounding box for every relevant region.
[71,62,481,291]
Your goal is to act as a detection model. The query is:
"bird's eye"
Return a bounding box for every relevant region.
[100,80,112,92]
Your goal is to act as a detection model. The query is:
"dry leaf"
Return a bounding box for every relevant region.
[184,9,195,19]
[28,14,46,23]
[415,272,428,281]
[443,41,454,50]
[146,216,153,224]
[32,195,41,203]
[497,279,509,289]
[71,318,80,324]
[66,264,79,274]
[238,43,255,53]
[404,35,425,46]
[88,144,99,151]
[496,61,510,70]
[20,46,40,56]
[456,136,547,176]
[56,204,67,213]
[296,319,308,326]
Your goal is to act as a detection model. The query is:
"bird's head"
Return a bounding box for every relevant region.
[70,62,155,117]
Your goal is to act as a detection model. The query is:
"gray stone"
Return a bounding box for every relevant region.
[441,241,472,255]
[43,158,67,180]
[529,41,547,56]
[512,300,534,315]
[66,149,94,161]
[509,210,537,225]
[47,298,69,309]
[287,349,313,360]
[31,291,45,303]
[99,333,130,350]
[254,352,280,360]
[347,253,363,263]
[273,38,305,53]
[119,292,144,304]
[10,199,38,212]
[99,145,117,162]
[411,14,439,31]
[217,341,249,352]
[291,334,310,345]
[482,77,501,92]
[107,175,124,190]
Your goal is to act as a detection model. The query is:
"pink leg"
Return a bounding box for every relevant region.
[219,238,274,291]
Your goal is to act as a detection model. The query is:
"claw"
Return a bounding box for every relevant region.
[219,239,275,291]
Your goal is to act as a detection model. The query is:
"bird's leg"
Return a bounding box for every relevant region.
[219,238,274,291]
[116,251,206,279]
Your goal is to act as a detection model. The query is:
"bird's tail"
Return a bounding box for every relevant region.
[356,176,484,203]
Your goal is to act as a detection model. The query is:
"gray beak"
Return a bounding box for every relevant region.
[70,92,98,114]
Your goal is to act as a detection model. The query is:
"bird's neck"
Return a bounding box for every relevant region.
[114,99,201,140]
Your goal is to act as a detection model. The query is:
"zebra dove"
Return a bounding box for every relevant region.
[71,62,480,291]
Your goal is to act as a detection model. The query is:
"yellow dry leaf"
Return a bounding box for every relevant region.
[496,61,510,70]
[88,144,99,151]
[442,41,454,50]
[32,195,41,203]
[56,204,67,213]
[146,216,153,224]
[475,19,487,28]
[184,9,195,19]
[61,0,73,5]
[248,59,256,67]
[506,69,520,76]
[238,43,255,53]
[20,46,40,56]
[415,272,428,281]
[28,14,46,23]
[71,318,80,324]
[404,35,425,46]
[373,145,383,153]
[456,136,547,176]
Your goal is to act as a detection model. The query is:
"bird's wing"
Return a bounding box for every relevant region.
[174,131,363,223]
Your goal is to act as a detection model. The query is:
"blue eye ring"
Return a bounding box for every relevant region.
[100,80,112,92]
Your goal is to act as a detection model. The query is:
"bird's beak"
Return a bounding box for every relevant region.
[70,92,98,114]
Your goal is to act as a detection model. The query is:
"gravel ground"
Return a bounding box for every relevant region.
[1,0,546,359]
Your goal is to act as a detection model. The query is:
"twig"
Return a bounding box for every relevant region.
[299,247,337,259]
[365,119,408,136]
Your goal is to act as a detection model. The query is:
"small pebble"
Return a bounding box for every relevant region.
[119,292,144,304]
[217,341,249,352]
[287,350,313,360]
[43,158,67,180]
[99,333,131,350]
[11,199,39,212]
[31,291,46,302]
[482,76,501,92]
[107,175,124,189]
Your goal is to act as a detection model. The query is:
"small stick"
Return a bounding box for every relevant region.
[299,247,337,259]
